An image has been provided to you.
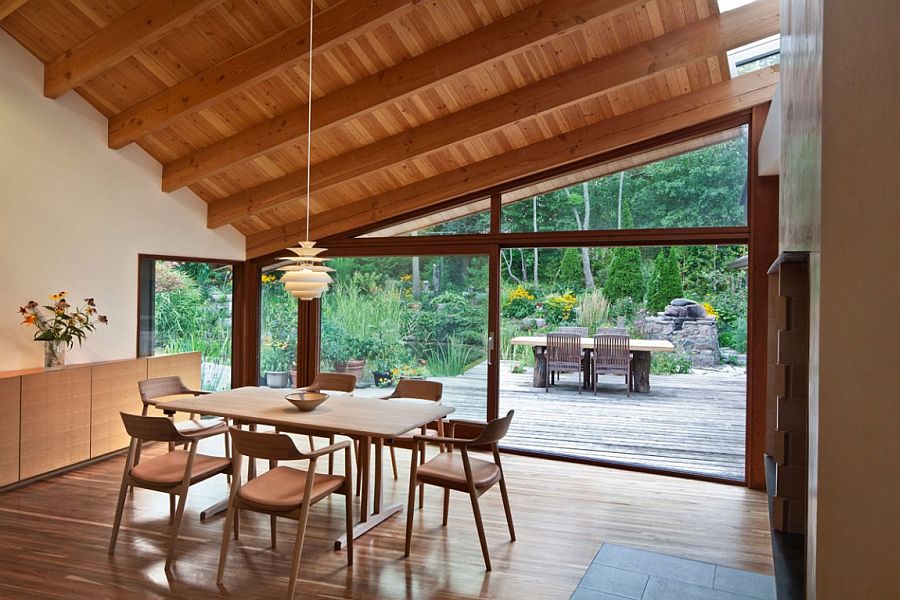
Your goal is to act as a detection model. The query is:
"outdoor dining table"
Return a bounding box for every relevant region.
[157,386,453,549]
[509,336,675,392]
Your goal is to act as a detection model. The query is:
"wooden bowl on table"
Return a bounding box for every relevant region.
[284,391,328,412]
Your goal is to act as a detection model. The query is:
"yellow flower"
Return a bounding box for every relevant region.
[702,302,718,318]
[261,274,277,284]
[50,291,67,301]
[508,285,535,301]
[22,314,36,326]
[399,274,412,282]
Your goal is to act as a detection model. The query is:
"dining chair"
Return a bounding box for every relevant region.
[378,379,445,508]
[593,333,632,396]
[404,410,516,571]
[108,413,232,570]
[546,332,584,393]
[557,326,589,337]
[277,371,356,475]
[216,427,353,600]
[137,376,229,474]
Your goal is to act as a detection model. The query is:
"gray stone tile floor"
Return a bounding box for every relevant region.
[571,544,775,600]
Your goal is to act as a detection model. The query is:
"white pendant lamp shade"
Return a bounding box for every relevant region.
[280,0,330,301]
[278,241,333,299]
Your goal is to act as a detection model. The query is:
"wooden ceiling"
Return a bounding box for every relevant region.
[0,0,779,259]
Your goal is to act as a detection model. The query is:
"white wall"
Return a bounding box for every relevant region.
[0,31,245,371]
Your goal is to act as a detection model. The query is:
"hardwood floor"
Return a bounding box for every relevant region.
[0,440,771,599]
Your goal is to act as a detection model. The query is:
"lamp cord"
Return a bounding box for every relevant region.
[304,0,314,242]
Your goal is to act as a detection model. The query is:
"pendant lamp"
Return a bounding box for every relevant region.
[279,0,332,300]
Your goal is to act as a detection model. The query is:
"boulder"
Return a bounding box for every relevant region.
[670,298,697,307]
[686,304,708,318]
[664,305,688,317]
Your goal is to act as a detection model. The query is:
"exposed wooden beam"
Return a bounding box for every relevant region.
[246,67,779,258]
[206,0,779,228]
[43,0,223,99]
[162,0,640,189]
[0,0,28,22]
[106,0,416,149]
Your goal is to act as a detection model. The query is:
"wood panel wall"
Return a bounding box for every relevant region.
[0,352,200,487]
[0,378,20,486]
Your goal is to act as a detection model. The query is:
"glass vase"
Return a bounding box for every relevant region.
[43,340,66,369]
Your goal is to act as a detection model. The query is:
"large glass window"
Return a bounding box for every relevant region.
[501,126,749,233]
[259,265,299,387]
[360,198,491,237]
[138,257,235,391]
[498,244,748,480]
[319,255,488,420]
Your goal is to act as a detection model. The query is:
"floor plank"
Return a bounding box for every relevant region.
[0,439,770,599]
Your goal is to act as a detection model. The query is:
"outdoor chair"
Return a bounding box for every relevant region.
[276,372,356,475]
[216,427,353,600]
[109,413,232,570]
[380,379,445,507]
[546,332,584,393]
[558,326,588,336]
[404,411,516,571]
[593,333,632,396]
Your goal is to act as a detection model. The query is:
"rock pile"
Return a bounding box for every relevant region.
[638,298,720,368]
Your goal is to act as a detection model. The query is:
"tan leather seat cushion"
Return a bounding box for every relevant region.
[131,451,230,485]
[239,466,344,510]
[416,453,501,489]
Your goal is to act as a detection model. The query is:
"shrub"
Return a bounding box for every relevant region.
[646,250,683,313]
[502,285,536,319]
[577,289,610,330]
[651,352,693,375]
[604,246,645,304]
[426,338,476,376]
[543,291,578,325]
[556,247,584,290]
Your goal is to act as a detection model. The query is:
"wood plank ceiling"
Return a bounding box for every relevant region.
[0,0,779,259]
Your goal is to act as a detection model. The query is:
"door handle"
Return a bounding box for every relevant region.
[488,333,495,366]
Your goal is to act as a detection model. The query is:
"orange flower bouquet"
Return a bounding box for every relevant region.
[19,292,108,367]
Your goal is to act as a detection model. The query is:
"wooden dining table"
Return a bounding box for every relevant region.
[157,386,453,549]
[509,336,675,392]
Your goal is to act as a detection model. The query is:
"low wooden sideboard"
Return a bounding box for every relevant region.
[0,352,201,489]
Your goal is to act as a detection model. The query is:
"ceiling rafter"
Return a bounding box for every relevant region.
[107,0,417,148]
[207,0,779,229]
[161,0,642,191]
[0,0,27,22]
[246,67,779,258]
[43,0,225,99]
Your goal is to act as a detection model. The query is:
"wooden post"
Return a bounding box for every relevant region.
[631,351,651,393]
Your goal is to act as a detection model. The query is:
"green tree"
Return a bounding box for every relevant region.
[556,247,584,290]
[647,250,683,313]
[604,246,645,304]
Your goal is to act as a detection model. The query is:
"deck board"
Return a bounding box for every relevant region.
[358,361,747,480]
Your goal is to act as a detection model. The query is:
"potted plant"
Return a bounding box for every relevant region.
[261,336,290,388]
[18,292,108,368]
[321,320,351,371]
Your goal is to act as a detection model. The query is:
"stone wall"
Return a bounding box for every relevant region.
[637,298,720,367]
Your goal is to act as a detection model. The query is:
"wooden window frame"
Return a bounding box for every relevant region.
[238,107,778,489]
[136,254,246,390]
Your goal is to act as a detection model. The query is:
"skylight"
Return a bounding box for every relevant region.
[717,0,757,12]
[727,34,781,77]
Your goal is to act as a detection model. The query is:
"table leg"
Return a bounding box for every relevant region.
[333,435,404,551]
[532,346,547,388]
[631,351,652,393]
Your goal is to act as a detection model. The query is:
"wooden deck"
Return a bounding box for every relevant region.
[359,361,747,481]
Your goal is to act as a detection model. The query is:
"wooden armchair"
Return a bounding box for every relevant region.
[546,332,584,393]
[592,333,632,396]
[109,413,232,570]
[380,379,445,506]
[404,411,516,571]
[216,427,353,600]
[137,376,229,472]
[277,371,356,474]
